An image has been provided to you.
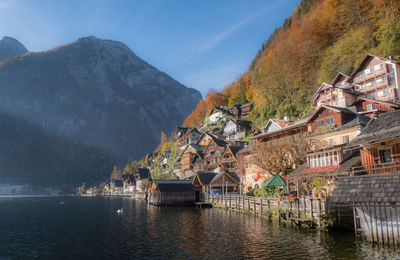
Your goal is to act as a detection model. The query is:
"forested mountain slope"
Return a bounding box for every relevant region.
[183,0,400,128]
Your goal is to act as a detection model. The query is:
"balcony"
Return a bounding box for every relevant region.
[351,161,400,175]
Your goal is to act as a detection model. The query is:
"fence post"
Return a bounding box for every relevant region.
[260,198,263,216]
[248,197,250,211]
[310,198,314,219]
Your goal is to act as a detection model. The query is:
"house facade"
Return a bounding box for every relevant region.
[223,119,251,141]
[176,127,200,147]
[346,110,400,175]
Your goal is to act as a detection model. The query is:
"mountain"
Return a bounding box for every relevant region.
[0,36,28,60]
[183,0,400,128]
[0,36,201,185]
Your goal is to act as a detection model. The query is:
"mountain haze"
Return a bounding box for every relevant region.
[0,36,201,185]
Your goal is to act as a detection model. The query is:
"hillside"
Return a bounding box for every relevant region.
[0,36,201,186]
[183,0,400,128]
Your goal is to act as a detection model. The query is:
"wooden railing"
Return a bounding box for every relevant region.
[351,161,400,175]
[206,194,327,223]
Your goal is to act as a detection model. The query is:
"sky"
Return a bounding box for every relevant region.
[0,0,300,96]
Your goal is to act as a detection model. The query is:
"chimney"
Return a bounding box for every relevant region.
[388,56,393,60]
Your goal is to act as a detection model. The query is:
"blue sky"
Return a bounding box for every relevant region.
[0,0,300,96]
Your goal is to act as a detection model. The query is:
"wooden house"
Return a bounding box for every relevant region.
[203,136,227,171]
[240,103,254,116]
[148,180,196,205]
[221,145,244,172]
[180,144,205,177]
[226,104,241,117]
[223,118,251,140]
[345,110,400,175]
[176,127,200,147]
[135,168,150,192]
[350,97,399,118]
[288,105,370,196]
[192,171,240,194]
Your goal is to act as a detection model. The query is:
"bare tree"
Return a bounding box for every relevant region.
[249,135,311,176]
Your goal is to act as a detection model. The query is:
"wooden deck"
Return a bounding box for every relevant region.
[205,194,327,226]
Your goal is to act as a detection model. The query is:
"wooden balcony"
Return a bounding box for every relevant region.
[351,161,400,175]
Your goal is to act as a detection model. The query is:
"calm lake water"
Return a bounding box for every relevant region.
[0,196,399,259]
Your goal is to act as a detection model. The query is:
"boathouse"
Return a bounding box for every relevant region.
[192,171,240,195]
[148,180,196,206]
[330,173,400,245]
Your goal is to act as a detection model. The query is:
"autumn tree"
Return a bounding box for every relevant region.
[249,135,311,177]
[110,165,122,180]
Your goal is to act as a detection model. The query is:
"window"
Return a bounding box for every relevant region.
[342,135,349,144]
[367,103,373,111]
[333,151,339,165]
[328,138,335,146]
[317,120,325,127]
[369,67,374,74]
[379,148,392,163]
[326,117,335,126]
[371,93,377,99]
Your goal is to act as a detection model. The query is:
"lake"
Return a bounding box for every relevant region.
[0,196,399,259]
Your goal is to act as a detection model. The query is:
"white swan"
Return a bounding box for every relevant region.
[116,208,123,214]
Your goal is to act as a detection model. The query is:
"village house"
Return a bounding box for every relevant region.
[287,105,370,196]
[222,118,251,141]
[176,127,200,148]
[109,179,123,195]
[252,116,309,144]
[203,135,227,172]
[220,145,244,172]
[122,174,136,194]
[350,97,399,118]
[345,110,400,175]
[313,55,400,109]
[206,106,232,125]
[236,146,272,192]
[180,144,205,178]
[240,102,254,116]
[135,168,150,192]
[192,171,240,195]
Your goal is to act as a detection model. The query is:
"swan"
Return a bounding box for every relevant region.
[116,208,123,214]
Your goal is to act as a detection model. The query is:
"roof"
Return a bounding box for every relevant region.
[208,106,232,116]
[288,152,360,180]
[194,172,217,185]
[227,118,252,128]
[157,183,195,192]
[346,110,400,149]
[136,168,150,179]
[262,175,286,187]
[349,54,398,79]
[176,127,199,135]
[241,102,253,108]
[209,135,227,147]
[251,117,309,140]
[312,83,333,101]
[152,179,192,185]
[355,97,400,108]
[211,171,240,184]
[331,72,350,86]
[330,173,400,204]
[226,145,244,157]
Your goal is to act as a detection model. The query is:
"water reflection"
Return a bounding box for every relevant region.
[0,197,399,259]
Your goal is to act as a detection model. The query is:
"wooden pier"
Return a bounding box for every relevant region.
[205,194,326,226]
